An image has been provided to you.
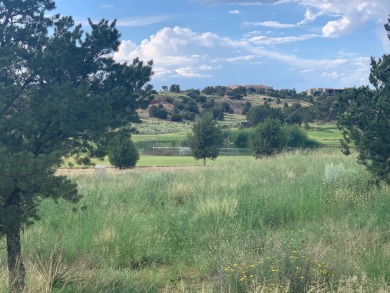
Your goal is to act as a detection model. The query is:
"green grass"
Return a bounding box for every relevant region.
[63,155,253,169]
[307,123,343,146]
[132,133,187,143]
[2,149,390,292]
[138,155,252,167]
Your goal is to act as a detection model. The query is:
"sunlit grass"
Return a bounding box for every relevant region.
[2,149,390,292]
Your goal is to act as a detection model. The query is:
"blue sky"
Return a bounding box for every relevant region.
[55,0,390,92]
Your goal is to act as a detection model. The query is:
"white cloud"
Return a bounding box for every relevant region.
[301,69,314,73]
[100,4,114,9]
[116,15,171,27]
[225,55,256,62]
[198,0,390,37]
[248,34,318,45]
[176,67,210,78]
[115,26,372,87]
[321,71,345,78]
[322,16,352,37]
[228,10,241,14]
[244,20,297,28]
[298,8,319,25]
[299,0,390,37]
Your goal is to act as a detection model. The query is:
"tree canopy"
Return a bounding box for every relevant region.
[0,1,154,291]
[187,112,223,166]
[336,15,390,184]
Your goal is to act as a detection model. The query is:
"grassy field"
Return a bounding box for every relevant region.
[2,149,390,292]
[306,124,343,146]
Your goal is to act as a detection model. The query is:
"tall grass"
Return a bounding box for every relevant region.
[1,150,390,292]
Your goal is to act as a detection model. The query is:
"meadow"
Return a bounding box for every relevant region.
[1,149,390,292]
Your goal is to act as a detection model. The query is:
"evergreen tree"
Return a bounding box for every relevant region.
[187,112,223,166]
[336,16,390,184]
[108,131,139,169]
[0,1,154,291]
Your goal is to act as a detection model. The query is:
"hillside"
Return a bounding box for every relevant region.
[134,89,312,135]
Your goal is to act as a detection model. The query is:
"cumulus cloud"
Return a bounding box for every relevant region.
[114,25,371,88]
[300,0,390,37]
[322,16,352,37]
[228,9,241,14]
[197,0,390,37]
[114,27,240,78]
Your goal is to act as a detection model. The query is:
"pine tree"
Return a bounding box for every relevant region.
[0,1,154,291]
[337,15,390,184]
[108,131,140,169]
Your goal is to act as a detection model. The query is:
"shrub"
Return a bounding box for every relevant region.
[284,125,319,148]
[171,114,183,122]
[251,118,286,158]
[183,112,196,121]
[108,133,139,169]
[148,104,168,119]
[233,129,252,148]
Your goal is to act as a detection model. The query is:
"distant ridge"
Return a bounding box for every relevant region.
[227,84,273,92]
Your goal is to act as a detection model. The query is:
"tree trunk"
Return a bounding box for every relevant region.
[203,158,206,166]
[7,225,27,293]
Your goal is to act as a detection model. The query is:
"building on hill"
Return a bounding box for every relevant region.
[306,87,345,96]
[228,84,273,93]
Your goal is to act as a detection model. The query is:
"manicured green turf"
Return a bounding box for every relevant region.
[306,123,343,146]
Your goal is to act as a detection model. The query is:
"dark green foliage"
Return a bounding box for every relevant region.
[201,98,215,109]
[108,132,139,169]
[210,106,225,120]
[171,114,183,122]
[336,17,390,184]
[242,101,252,115]
[228,86,247,100]
[202,85,227,96]
[185,88,201,99]
[195,95,207,103]
[179,96,199,113]
[149,104,168,119]
[164,96,174,103]
[187,112,223,165]
[215,86,227,96]
[251,119,286,158]
[284,125,319,148]
[246,104,284,126]
[0,1,153,291]
[183,112,196,121]
[202,86,216,95]
[284,103,304,125]
[169,84,181,92]
[222,101,234,114]
[232,129,252,148]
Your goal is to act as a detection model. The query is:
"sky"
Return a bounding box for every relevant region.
[55,0,390,92]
